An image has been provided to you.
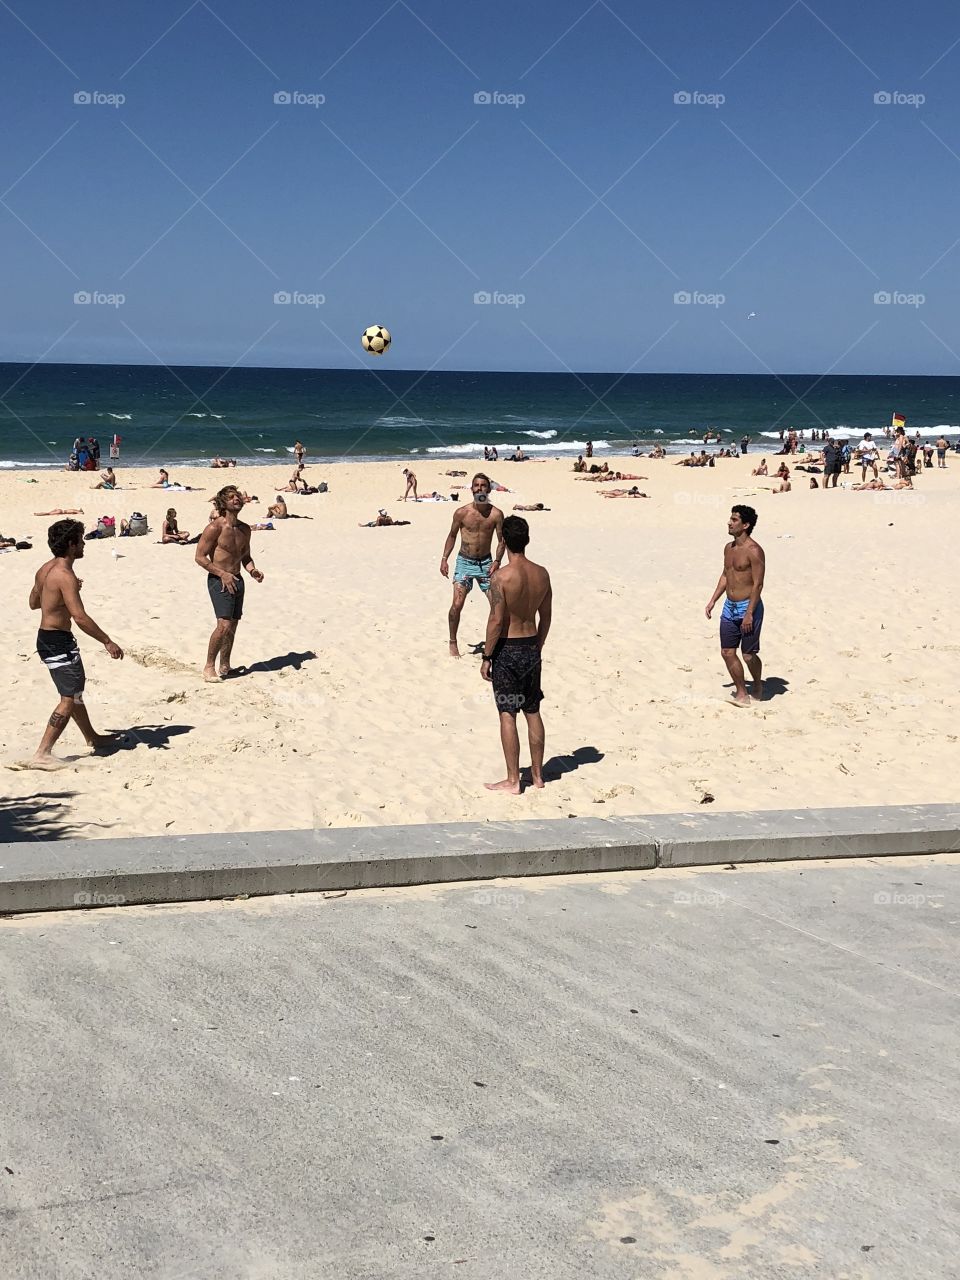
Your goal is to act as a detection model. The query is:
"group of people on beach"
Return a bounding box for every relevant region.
[16,440,776,790]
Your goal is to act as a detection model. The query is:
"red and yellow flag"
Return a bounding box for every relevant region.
[892,412,906,429]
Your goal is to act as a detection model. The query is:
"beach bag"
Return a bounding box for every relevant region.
[96,516,116,538]
[317,481,328,493]
[127,513,148,536]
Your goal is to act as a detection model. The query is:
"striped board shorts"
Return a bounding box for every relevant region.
[37,628,86,698]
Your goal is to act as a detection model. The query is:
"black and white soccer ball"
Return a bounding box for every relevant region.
[361,325,391,355]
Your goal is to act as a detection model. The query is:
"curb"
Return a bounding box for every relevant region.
[0,805,958,915]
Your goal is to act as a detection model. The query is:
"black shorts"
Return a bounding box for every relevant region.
[491,637,543,715]
[37,628,86,698]
[208,572,244,620]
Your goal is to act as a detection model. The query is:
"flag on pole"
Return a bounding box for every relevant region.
[892,412,906,429]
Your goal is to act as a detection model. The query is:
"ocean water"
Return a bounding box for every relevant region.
[0,364,958,468]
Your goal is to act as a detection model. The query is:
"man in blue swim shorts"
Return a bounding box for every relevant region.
[705,505,766,707]
[440,472,505,657]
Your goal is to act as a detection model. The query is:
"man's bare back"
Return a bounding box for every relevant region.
[490,556,551,639]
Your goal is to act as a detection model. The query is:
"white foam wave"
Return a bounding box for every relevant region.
[255,448,277,453]
[523,429,557,439]
[425,439,610,455]
[108,413,132,420]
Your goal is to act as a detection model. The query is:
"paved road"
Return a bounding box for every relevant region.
[2,855,957,1279]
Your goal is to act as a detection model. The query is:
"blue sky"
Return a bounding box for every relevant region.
[1,0,959,373]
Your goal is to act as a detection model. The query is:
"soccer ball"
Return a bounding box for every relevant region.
[361,325,391,355]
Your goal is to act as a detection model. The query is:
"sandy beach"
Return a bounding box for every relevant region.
[2,451,957,841]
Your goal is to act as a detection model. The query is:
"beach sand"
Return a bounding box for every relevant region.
[2,452,957,841]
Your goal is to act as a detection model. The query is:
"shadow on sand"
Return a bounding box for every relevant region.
[0,792,80,844]
[226,651,318,678]
[723,676,789,701]
[533,746,605,787]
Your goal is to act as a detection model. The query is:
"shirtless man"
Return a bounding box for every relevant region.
[92,466,117,490]
[440,472,505,657]
[481,516,552,793]
[267,495,288,518]
[13,518,123,770]
[705,506,765,707]
[195,485,264,682]
[402,468,418,501]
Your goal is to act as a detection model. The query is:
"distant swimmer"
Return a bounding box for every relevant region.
[481,515,552,794]
[195,485,264,682]
[440,472,505,658]
[704,506,765,707]
[11,518,124,771]
[402,468,418,501]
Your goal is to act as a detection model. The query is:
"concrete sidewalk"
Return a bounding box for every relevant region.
[1,854,957,1278]
[1,803,958,914]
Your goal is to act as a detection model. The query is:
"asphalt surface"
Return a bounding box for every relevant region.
[2,853,958,1279]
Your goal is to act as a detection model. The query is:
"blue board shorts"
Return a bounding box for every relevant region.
[453,553,492,594]
[719,597,763,654]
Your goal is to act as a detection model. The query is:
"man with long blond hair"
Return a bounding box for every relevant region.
[194,485,264,682]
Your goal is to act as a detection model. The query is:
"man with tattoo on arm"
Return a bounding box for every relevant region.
[10,518,123,771]
[196,485,264,682]
[440,472,505,657]
[481,516,552,794]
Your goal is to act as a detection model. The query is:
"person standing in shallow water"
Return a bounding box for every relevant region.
[704,505,765,707]
[481,515,552,793]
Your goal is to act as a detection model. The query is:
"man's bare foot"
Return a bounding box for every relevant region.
[728,692,752,708]
[203,666,221,683]
[85,733,127,754]
[7,757,70,771]
[449,642,461,658]
[530,773,545,789]
[751,681,764,702]
[219,666,235,679]
[485,778,521,793]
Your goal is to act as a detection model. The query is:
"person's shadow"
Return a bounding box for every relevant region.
[762,676,789,700]
[226,651,317,678]
[97,724,195,754]
[722,676,789,701]
[528,745,604,787]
